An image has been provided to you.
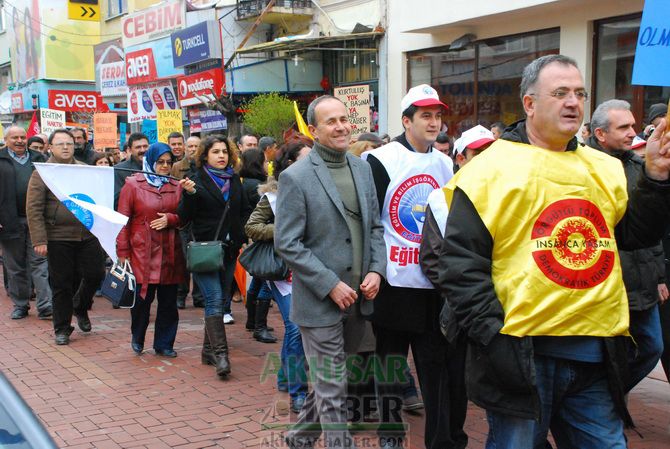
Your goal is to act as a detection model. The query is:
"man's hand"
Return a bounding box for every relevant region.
[329,281,357,310]
[33,245,47,256]
[150,212,169,230]
[645,118,670,180]
[360,272,382,300]
[659,283,669,304]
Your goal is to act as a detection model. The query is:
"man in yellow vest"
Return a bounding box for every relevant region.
[440,54,670,449]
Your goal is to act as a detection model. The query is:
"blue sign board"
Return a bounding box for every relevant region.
[171,21,222,68]
[142,119,158,144]
[632,0,670,86]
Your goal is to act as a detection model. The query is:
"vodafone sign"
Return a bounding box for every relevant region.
[177,68,224,107]
[48,90,109,112]
[122,0,185,48]
[125,48,158,85]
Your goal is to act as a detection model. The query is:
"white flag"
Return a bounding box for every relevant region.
[33,163,129,262]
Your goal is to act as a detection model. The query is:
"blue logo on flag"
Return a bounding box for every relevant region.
[63,193,95,230]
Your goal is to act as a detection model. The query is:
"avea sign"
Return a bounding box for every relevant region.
[48,90,109,112]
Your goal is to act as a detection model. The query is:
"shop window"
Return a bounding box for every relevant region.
[107,0,127,18]
[594,14,669,128]
[408,28,559,137]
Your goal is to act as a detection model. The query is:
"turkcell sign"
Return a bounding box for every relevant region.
[177,68,224,107]
[122,0,185,48]
[171,20,222,68]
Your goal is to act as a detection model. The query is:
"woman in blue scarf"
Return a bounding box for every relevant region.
[117,142,195,357]
[178,135,251,379]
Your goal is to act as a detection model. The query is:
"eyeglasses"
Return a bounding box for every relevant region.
[155,160,173,166]
[529,89,589,102]
[52,142,74,148]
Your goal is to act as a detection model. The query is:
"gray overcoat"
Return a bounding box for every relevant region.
[274,148,386,329]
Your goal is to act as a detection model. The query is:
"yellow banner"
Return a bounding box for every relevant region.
[157,109,183,144]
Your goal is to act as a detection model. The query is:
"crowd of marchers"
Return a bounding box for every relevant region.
[2,54,670,449]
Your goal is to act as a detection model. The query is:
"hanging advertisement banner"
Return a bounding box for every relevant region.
[125,36,184,81]
[170,20,222,68]
[100,61,127,97]
[127,81,178,123]
[48,90,109,112]
[121,0,186,48]
[177,68,224,107]
[125,48,158,86]
[188,106,226,132]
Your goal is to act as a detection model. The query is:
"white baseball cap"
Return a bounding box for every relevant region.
[631,135,646,150]
[401,84,448,113]
[454,125,495,156]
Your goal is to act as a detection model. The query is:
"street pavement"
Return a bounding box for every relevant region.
[0,280,668,448]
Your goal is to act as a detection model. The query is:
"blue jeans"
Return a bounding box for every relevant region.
[192,257,236,317]
[627,305,663,391]
[485,355,625,449]
[248,276,273,301]
[268,282,307,401]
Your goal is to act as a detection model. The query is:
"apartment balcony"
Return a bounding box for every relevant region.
[236,0,314,25]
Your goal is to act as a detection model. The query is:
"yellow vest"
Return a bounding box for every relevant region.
[444,139,630,337]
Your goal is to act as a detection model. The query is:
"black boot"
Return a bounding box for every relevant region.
[253,300,278,343]
[245,291,257,331]
[204,315,231,378]
[201,323,215,366]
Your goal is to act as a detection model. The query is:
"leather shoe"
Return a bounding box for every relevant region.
[155,348,177,357]
[131,342,143,354]
[176,298,186,309]
[11,309,28,320]
[55,333,70,345]
[37,310,53,320]
[75,313,92,332]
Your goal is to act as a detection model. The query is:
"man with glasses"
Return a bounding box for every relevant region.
[439,54,670,448]
[0,126,52,320]
[26,129,105,345]
[114,133,149,209]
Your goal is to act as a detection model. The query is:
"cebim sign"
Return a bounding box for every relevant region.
[48,90,109,112]
[121,0,186,48]
[177,68,224,107]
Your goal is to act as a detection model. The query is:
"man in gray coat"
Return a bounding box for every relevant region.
[275,95,386,449]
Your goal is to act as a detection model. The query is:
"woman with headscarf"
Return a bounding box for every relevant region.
[178,135,251,379]
[116,142,195,357]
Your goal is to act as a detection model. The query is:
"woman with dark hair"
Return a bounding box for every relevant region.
[178,135,251,379]
[117,143,193,357]
[239,148,277,343]
[92,152,115,167]
[245,140,311,412]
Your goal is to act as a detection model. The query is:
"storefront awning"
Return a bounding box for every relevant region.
[234,31,384,55]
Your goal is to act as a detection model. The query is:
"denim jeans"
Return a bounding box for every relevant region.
[268,282,307,401]
[485,355,626,449]
[248,276,273,301]
[192,256,236,317]
[627,305,663,391]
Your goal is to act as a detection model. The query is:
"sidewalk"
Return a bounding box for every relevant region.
[0,284,668,448]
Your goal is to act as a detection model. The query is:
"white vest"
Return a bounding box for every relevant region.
[363,142,453,288]
[426,188,450,238]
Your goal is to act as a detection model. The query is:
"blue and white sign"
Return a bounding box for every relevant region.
[125,37,184,80]
[171,21,222,68]
[632,0,670,86]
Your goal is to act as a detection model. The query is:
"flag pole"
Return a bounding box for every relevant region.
[114,167,180,181]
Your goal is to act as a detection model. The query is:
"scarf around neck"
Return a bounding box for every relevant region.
[205,165,234,201]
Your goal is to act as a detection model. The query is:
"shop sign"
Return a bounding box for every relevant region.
[127,81,178,123]
[48,90,109,112]
[100,61,127,97]
[125,48,158,85]
[11,93,24,113]
[177,68,223,107]
[122,0,185,48]
[171,20,222,68]
[125,37,184,80]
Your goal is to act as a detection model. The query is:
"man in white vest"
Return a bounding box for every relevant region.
[362,85,462,449]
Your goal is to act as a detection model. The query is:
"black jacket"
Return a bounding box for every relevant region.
[241,175,265,209]
[439,119,670,423]
[0,148,46,240]
[587,135,665,311]
[367,132,443,333]
[177,168,251,259]
[74,143,96,165]
[114,157,143,209]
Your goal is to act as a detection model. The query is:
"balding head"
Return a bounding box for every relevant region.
[5,126,27,154]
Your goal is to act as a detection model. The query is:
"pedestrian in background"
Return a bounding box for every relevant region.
[178,135,251,379]
[117,142,192,357]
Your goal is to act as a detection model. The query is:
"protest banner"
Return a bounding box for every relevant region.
[334,84,371,138]
[157,109,183,144]
[40,108,66,136]
[142,119,158,144]
[93,113,118,150]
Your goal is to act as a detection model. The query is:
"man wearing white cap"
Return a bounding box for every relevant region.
[453,125,496,168]
[362,85,462,449]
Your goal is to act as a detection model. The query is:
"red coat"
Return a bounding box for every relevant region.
[116,174,186,292]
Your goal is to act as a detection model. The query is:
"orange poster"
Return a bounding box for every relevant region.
[93,113,118,150]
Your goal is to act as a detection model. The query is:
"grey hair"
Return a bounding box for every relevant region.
[520,54,579,101]
[306,95,342,126]
[590,99,631,132]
